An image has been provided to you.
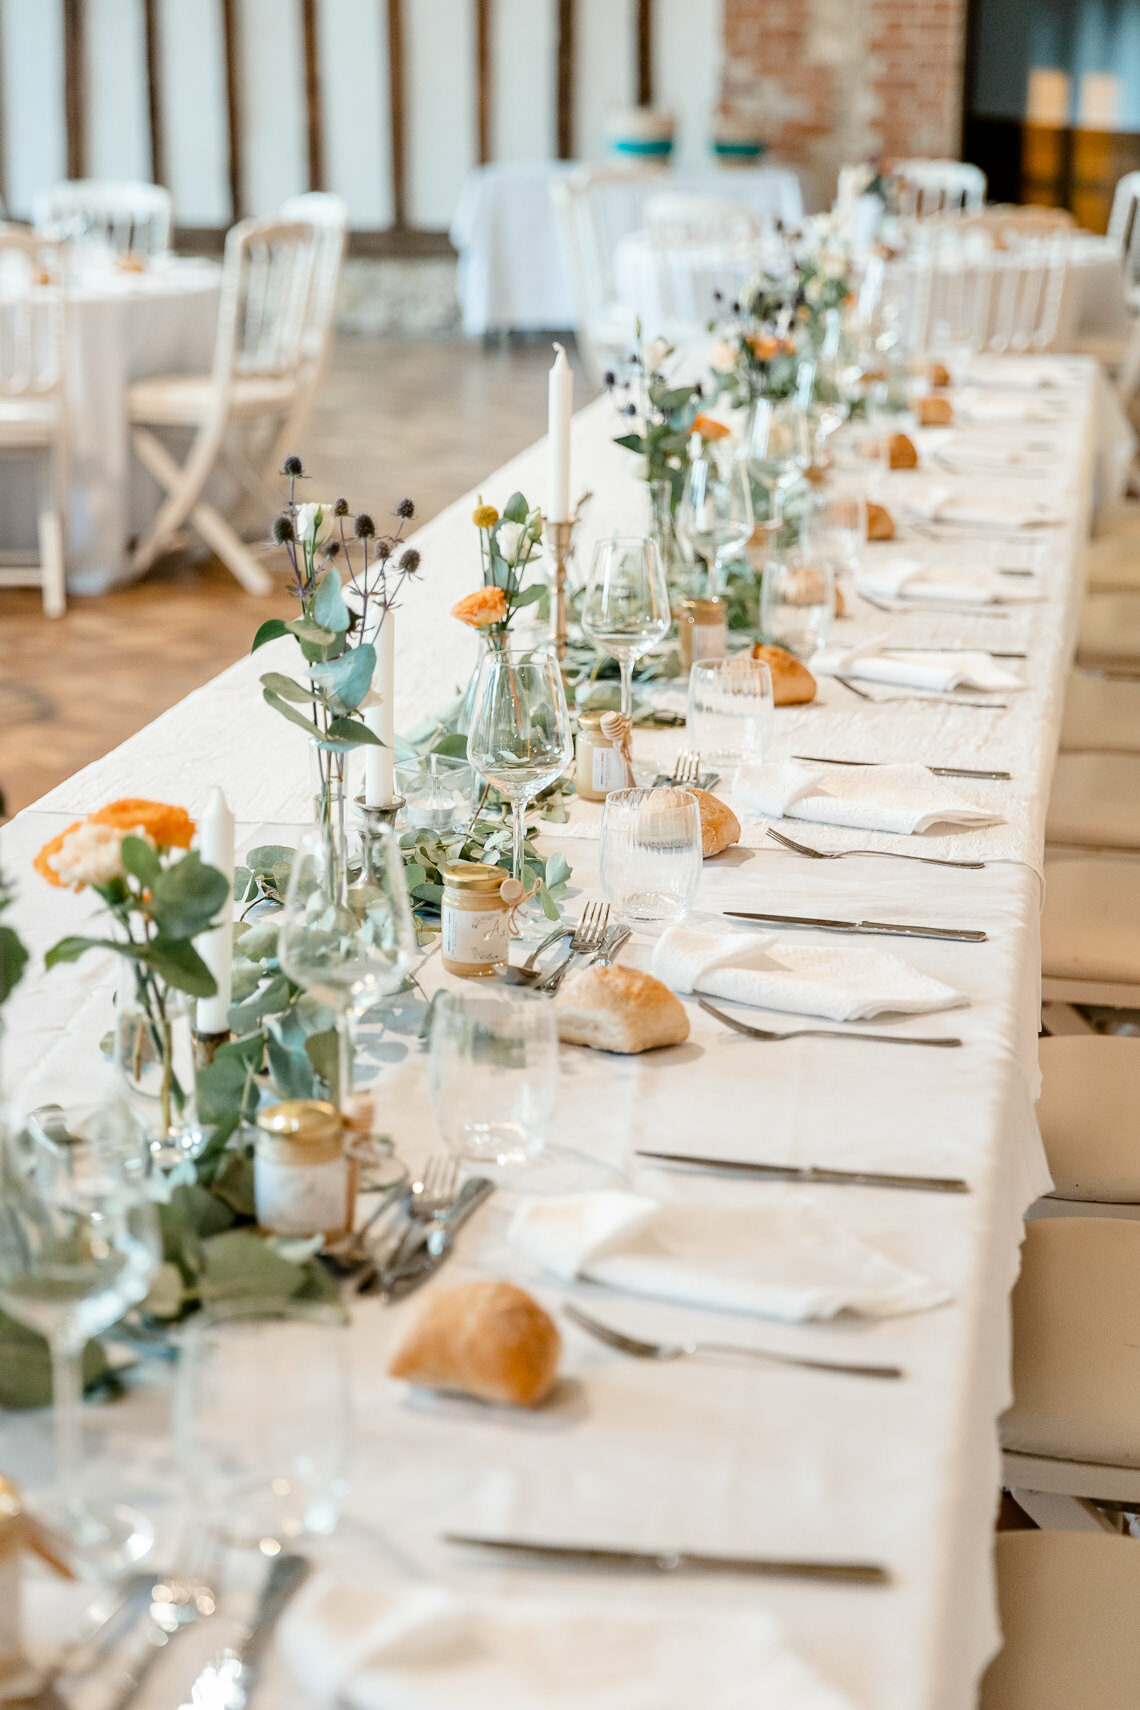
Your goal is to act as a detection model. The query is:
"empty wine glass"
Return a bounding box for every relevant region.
[677,453,754,595]
[278,821,417,1104]
[739,394,812,533]
[0,1102,160,1574]
[430,988,559,1169]
[687,659,774,767]
[581,537,671,718]
[465,646,574,936]
[600,787,703,928]
[761,546,835,657]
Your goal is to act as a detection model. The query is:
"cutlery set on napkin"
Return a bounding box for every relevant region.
[853,557,1041,609]
[731,759,1003,837]
[813,635,1024,693]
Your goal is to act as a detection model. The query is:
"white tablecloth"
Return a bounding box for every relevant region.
[0,257,221,594]
[0,359,1119,1710]
[449,160,805,336]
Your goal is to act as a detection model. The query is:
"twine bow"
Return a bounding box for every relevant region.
[499,875,537,936]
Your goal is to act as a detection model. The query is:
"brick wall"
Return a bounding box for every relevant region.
[722,0,968,197]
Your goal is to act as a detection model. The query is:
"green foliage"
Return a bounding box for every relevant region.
[470,489,547,636]
[0,872,28,1007]
[0,1311,110,1410]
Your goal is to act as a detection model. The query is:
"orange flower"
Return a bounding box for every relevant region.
[91,800,195,849]
[34,821,83,887]
[746,333,795,361]
[452,586,509,627]
[691,413,731,442]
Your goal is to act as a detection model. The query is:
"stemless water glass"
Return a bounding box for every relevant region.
[677,453,754,596]
[687,660,774,768]
[430,988,559,1169]
[805,489,866,583]
[761,546,836,657]
[739,394,812,532]
[0,1103,160,1574]
[600,787,703,928]
[581,538,671,717]
[175,1301,351,1549]
[278,821,416,1104]
[465,646,574,934]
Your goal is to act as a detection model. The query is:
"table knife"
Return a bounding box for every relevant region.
[724,909,987,942]
[443,1533,888,1584]
[357,1176,495,1298]
[879,646,1027,659]
[635,1149,970,1194]
[173,1553,309,1710]
[793,753,1011,780]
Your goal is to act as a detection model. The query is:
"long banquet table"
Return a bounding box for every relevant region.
[0,358,1118,1708]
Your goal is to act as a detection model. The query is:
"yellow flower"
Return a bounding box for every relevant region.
[452,586,509,627]
[472,504,499,529]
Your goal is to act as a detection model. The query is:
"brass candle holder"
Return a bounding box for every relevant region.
[544,517,574,663]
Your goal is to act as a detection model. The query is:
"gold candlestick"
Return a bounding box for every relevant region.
[544,517,574,662]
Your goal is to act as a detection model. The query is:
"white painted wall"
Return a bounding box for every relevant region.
[406,0,475,226]
[158,0,229,225]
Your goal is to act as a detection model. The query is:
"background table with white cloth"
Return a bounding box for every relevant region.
[449,160,806,336]
[0,362,1124,1709]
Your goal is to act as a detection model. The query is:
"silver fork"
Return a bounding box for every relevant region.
[834,674,1007,711]
[765,825,986,871]
[537,900,612,993]
[357,1153,459,1294]
[564,1303,903,1381]
[672,750,701,786]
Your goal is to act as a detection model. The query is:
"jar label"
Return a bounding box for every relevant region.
[255,1154,348,1236]
[591,746,629,793]
[443,903,509,967]
[690,621,727,662]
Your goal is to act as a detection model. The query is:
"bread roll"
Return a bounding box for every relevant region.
[388,1280,561,1407]
[749,642,817,705]
[689,786,740,857]
[929,360,952,389]
[919,395,953,427]
[866,501,895,542]
[834,584,846,618]
[887,432,919,470]
[556,963,690,1054]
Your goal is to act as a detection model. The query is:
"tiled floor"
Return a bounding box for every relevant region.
[0,335,591,816]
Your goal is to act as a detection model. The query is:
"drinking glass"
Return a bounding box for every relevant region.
[465,646,574,932]
[430,988,559,1169]
[175,1301,351,1549]
[739,394,812,532]
[761,546,835,657]
[600,787,703,928]
[676,456,754,595]
[278,821,416,1104]
[805,489,866,582]
[686,660,774,768]
[581,538,671,717]
[0,1102,160,1574]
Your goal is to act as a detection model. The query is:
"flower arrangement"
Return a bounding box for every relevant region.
[451,492,545,641]
[606,332,704,510]
[0,872,27,1008]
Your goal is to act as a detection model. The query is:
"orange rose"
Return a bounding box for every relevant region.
[691,413,731,442]
[34,821,83,887]
[452,586,509,627]
[91,800,195,848]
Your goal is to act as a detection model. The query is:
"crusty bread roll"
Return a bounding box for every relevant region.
[866,501,895,542]
[556,964,690,1054]
[919,395,953,427]
[887,432,918,470]
[388,1280,560,1407]
[689,786,740,857]
[929,360,952,390]
[834,584,846,618]
[749,642,817,705]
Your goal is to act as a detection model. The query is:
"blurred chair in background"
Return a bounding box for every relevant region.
[0,230,68,617]
[32,180,172,260]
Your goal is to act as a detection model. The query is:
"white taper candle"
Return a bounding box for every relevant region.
[195,786,234,1035]
[547,342,573,523]
[364,610,396,807]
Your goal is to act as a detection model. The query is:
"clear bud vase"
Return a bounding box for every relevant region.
[309,737,347,846]
[648,477,687,594]
[115,966,203,1170]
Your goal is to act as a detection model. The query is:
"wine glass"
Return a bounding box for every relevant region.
[739,395,812,533]
[430,988,559,1169]
[677,455,754,597]
[0,1102,160,1574]
[465,646,574,936]
[581,537,671,718]
[278,821,417,1107]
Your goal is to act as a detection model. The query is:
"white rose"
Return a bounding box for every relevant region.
[495,520,527,563]
[295,501,331,545]
[709,339,738,373]
[49,821,133,888]
[643,337,670,373]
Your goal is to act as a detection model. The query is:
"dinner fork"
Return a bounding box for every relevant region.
[536,900,612,993]
[765,825,985,871]
[356,1152,459,1294]
[699,997,962,1048]
[671,749,702,787]
[834,674,1008,711]
[564,1304,903,1381]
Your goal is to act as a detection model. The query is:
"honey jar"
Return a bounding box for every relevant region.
[676,597,727,671]
[440,861,510,977]
[574,710,633,803]
[254,1100,353,1241]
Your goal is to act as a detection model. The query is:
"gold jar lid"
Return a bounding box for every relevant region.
[677,597,725,620]
[441,860,506,893]
[256,1099,343,1148]
[577,709,607,731]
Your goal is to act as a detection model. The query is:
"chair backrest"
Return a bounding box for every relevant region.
[1107,171,1140,309]
[893,159,987,221]
[552,163,665,324]
[642,191,757,244]
[887,230,1072,354]
[212,217,316,388]
[32,179,172,257]
[0,230,65,400]
[279,191,348,364]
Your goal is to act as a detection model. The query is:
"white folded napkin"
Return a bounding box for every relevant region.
[812,635,1022,692]
[732,759,1003,836]
[854,558,1040,607]
[933,436,1056,469]
[959,355,1076,391]
[897,482,1063,530]
[510,1191,949,1320]
[652,922,966,1023]
[281,1568,859,1710]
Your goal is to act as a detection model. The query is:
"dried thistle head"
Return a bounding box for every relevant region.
[272,513,295,543]
[333,497,350,517]
[375,538,393,561]
[399,548,421,574]
[396,497,415,519]
[281,454,304,477]
[354,512,376,540]
[325,539,341,559]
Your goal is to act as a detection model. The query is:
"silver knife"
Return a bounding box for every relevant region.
[174,1553,309,1710]
[879,646,1027,659]
[443,1533,888,1584]
[636,1148,969,1193]
[794,753,1011,780]
[358,1176,495,1298]
[725,909,987,942]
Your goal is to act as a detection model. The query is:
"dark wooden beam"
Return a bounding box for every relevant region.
[556,0,574,160]
[386,0,407,227]
[173,225,456,259]
[143,0,165,185]
[62,0,87,180]
[636,0,652,107]
[221,0,244,219]
[475,0,491,165]
[301,0,324,189]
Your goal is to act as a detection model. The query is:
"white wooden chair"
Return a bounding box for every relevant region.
[32,180,172,259]
[641,191,757,244]
[888,232,1071,354]
[264,191,348,495]
[0,230,68,618]
[551,164,661,384]
[892,159,986,221]
[1107,170,1140,315]
[126,216,316,594]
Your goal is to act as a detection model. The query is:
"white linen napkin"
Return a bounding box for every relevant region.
[281,1568,859,1710]
[959,355,1076,391]
[732,759,1003,835]
[933,436,1057,469]
[897,482,1063,530]
[813,634,1023,693]
[510,1191,949,1320]
[854,558,1040,607]
[651,922,966,1023]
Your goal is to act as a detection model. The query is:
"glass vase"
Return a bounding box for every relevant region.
[308,736,347,845]
[115,972,203,1170]
[647,477,691,597]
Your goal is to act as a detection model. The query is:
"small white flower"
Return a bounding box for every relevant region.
[709,339,738,373]
[295,502,331,545]
[643,337,670,373]
[495,520,527,563]
[49,821,132,888]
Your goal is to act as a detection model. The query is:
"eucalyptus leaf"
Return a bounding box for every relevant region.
[262,688,325,742]
[501,490,529,524]
[325,716,381,748]
[251,617,290,652]
[120,834,161,888]
[259,671,314,705]
[0,1310,109,1410]
[304,1027,340,1097]
[312,569,351,633]
[199,1230,308,1306]
[137,934,217,999]
[309,643,376,712]
[247,845,295,876]
[0,924,28,1004]
[287,615,338,650]
[150,851,229,940]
